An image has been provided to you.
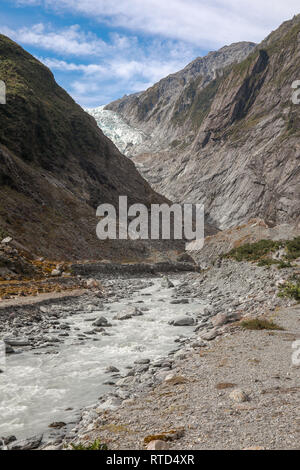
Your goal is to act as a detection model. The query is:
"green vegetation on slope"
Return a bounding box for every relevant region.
[71,439,108,451]
[172,75,223,128]
[278,276,300,301]
[224,238,300,267]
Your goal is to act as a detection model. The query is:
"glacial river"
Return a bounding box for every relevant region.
[0,278,205,441]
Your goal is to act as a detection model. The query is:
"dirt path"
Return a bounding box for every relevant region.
[83,304,300,450]
[0,289,88,310]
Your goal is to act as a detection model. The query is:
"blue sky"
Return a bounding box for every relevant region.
[0,1,299,108]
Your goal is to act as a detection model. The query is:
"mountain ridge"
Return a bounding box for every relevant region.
[105,41,256,155]
[101,16,300,229]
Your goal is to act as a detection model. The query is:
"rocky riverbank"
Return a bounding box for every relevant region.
[56,259,299,451]
[1,253,297,450]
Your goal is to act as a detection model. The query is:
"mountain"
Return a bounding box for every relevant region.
[104,42,256,155]
[0,34,167,260]
[101,18,300,230]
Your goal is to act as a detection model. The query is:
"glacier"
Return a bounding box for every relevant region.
[86,105,148,157]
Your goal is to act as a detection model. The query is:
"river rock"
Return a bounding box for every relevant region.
[1,237,12,244]
[93,316,109,327]
[212,312,239,327]
[161,277,174,288]
[229,389,250,403]
[114,307,143,320]
[5,344,15,354]
[172,317,195,326]
[9,434,43,450]
[114,312,133,320]
[1,435,16,445]
[86,279,101,289]
[51,269,61,277]
[165,374,187,385]
[116,376,135,388]
[48,422,66,429]
[99,397,122,410]
[170,299,189,304]
[4,338,30,347]
[200,328,219,341]
[105,366,120,373]
[134,358,150,365]
[147,440,170,450]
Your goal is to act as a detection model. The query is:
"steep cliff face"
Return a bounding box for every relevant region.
[105,42,256,155]
[106,16,300,229]
[0,35,166,260]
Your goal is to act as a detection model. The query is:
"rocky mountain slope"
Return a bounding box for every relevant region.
[0,34,169,261]
[105,42,255,156]
[104,17,300,230]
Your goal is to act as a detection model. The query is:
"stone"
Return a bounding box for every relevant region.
[165,374,187,385]
[212,312,239,327]
[172,316,195,326]
[200,328,219,341]
[114,312,133,321]
[147,440,170,450]
[93,316,109,327]
[161,277,175,288]
[211,313,229,327]
[105,366,120,373]
[48,422,66,429]
[1,435,17,445]
[5,344,15,354]
[1,237,12,244]
[51,269,61,277]
[99,397,122,410]
[116,376,134,387]
[243,446,265,451]
[229,389,250,403]
[4,338,30,347]
[134,358,150,365]
[170,299,189,304]
[86,279,101,289]
[10,434,43,450]
[191,340,207,348]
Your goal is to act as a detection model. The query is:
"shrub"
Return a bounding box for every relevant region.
[71,439,108,451]
[225,239,281,262]
[285,237,300,260]
[225,237,300,266]
[278,278,300,301]
[240,318,284,331]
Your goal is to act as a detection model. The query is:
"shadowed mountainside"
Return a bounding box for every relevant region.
[0,34,170,260]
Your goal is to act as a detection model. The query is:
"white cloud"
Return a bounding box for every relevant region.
[0,23,137,57]
[14,0,300,46]
[7,0,300,106]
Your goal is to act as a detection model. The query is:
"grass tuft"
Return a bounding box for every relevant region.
[240,318,284,331]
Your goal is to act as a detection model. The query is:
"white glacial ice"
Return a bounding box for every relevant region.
[86,106,147,156]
